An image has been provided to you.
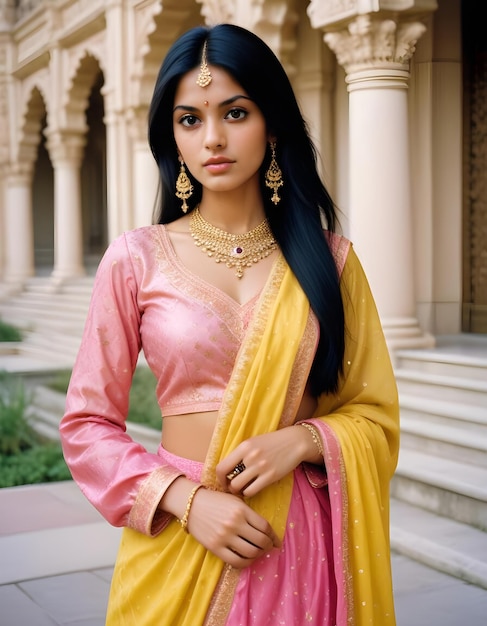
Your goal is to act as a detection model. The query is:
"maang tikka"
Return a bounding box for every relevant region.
[175,157,194,213]
[265,141,284,205]
[196,40,212,87]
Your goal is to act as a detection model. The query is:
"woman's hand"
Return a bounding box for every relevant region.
[187,487,281,568]
[160,477,280,569]
[216,425,322,498]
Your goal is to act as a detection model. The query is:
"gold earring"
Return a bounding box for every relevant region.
[265,141,283,205]
[175,158,194,213]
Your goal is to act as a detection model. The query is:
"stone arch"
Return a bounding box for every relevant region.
[54,51,107,272]
[197,0,299,75]
[131,0,203,110]
[241,0,299,75]
[63,51,105,134]
[15,86,54,272]
[17,85,48,168]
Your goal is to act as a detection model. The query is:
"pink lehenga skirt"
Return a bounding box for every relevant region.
[160,446,338,625]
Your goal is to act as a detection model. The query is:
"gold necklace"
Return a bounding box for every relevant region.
[189,206,277,279]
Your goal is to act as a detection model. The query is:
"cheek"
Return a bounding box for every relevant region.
[173,131,196,164]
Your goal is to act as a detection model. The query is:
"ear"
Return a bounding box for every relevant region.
[267,133,276,144]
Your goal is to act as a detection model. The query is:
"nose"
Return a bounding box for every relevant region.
[204,118,226,150]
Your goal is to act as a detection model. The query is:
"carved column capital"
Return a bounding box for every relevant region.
[6,161,34,184]
[324,14,426,74]
[45,130,86,167]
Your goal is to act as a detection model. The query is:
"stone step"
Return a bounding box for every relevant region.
[396,348,487,382]
[399,414,487,468]
[1,294,90,318]
[395,368,487,408]
[28,385,160,453]
[399,393,487,435]
[0,278,93,320]
[20,332,82,363]
[392,448,487,532]
[390,498,487,590]
[1,292,91,310]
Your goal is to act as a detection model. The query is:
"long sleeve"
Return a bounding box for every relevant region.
[59,233,183,536]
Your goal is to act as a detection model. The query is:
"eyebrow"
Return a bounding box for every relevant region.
[173,94,252,113]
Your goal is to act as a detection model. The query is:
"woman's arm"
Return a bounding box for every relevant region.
[215,245,399,497]
[60,233,183,537]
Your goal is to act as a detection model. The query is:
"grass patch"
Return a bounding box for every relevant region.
[0,319,22,342]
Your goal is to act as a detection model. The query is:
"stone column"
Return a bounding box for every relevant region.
[2,165,35,289]
[309,4,436,353]
[104,0,133,240]
[47,131,86,283]
[129,107,159,228]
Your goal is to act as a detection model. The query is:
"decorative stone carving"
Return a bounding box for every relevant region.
[63,47,103,132]
[16,0,42,21]
[0,0,15,29]
[308,0,438,30]
[45,129,86,167]
[132,0,196,108]
[307,0,357,27]
[324,14,426,72]
[248,0,299,75]
[196,0,234,25]
[16,85,46,165]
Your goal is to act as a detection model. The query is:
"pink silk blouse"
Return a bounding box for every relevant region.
[60,225,258,536]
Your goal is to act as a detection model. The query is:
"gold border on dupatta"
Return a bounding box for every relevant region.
[201,256,288,626]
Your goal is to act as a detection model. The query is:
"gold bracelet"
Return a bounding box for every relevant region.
[179,484,203,533]
[298,422,324,457]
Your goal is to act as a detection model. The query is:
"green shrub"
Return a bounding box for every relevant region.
[0,371,71,488]
[0,371,37,454]
[47,369,72,394]
[0,319,22,342]
[0,442,72,488]
[127,366,161,429]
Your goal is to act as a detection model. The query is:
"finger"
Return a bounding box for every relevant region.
[216,449,245,478]
[220,548,253,569]
[246,512,282,549]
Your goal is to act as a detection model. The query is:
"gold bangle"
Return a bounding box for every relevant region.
[298,422,324,457]
[179,484,203,533]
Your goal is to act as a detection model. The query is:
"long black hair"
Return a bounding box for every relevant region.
[148,24,345,396]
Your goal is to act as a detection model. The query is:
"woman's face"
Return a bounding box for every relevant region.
[172,65,269,196]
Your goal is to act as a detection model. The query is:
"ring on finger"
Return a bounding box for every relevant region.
[226,461,246,481]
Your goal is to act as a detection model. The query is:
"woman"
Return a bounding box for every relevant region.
[60,23,399,625]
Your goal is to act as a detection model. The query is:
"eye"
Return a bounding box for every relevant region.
[225,108,247,121]
[179,114,201,127]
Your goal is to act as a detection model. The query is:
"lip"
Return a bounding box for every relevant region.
[203,157,235,173]
[203,157,234,166]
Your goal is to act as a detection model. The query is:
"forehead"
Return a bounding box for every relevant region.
[174,65,248,102]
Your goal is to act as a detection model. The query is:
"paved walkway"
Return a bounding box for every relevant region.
[1,481,487,626]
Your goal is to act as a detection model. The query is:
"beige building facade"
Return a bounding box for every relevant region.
[0,0,485,354]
